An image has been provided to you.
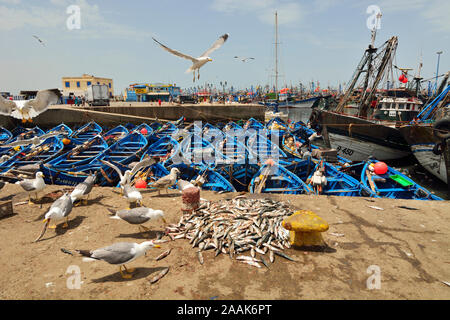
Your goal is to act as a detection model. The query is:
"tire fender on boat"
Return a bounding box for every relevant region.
[432,142,444,155]
[433,118,450,140]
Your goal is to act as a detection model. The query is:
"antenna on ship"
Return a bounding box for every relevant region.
[275,11,279,102]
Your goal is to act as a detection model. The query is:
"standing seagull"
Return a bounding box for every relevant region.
[122,184,143,209]
[150,168,180,195]
[34,193,74,242]
[64,241,161,279]
[32,35,46,47]
[0,89,61,123]
[16,171,46,205]
[70,174,96,206]
[108,207,166,233]
[152,33,229,82]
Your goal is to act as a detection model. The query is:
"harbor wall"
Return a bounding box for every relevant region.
[90,103,265,122]
[0,104,264,130]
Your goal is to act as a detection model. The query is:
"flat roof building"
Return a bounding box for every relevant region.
[124,83,180,102]
[61,74,114,97]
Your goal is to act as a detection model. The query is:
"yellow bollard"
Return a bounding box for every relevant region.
[282,210,329,247]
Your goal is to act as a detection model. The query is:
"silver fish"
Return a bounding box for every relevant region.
[149,267,169,284]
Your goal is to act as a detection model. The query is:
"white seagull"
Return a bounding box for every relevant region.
[122,184,144,209]
[16,171,46,205]
[150,168,180,196]
[34,193,74,242]
[234,56,255,62]
[66,241,161,279]
[32,35,46,47]
[100,156,156,193]
[0,89,61,123]
[152,33,229,82]
[108,207,166,233]
[70,174,97,206]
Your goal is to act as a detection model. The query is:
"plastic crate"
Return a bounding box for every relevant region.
[0,200,13,218]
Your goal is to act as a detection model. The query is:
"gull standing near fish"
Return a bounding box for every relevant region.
[0,89,61,123]
[16,171,46,205]
[152,33,229,82]
[34,193,74,242]
[150,168,180,195]
[64,241,161,279]
[122,184,143,209]
[70,173,96,206]
[107,207,166,233]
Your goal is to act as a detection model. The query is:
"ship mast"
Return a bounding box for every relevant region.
[275,11,279,101]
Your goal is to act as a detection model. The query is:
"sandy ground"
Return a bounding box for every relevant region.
[0,184,449,300]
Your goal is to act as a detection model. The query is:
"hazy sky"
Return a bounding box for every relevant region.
[0,0,449,95]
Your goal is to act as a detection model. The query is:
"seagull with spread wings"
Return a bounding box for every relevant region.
[32,35,45,47]
[100,156,156,193]
[234,56,255,62]
[152,33,229,82]
[0,89,61,123]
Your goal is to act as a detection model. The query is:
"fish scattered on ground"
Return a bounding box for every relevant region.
[149,267,169,284]
[163,195,296,267]
[155,248,172,261]
[367,205,384,211]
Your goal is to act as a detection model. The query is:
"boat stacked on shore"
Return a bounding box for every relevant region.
[0,116,443,200]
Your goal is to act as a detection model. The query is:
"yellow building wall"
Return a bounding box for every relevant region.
[62,74,114,97]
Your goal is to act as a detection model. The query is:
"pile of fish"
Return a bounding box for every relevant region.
[165,195,298,268]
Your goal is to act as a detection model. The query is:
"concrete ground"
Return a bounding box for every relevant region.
[0,184,449,299]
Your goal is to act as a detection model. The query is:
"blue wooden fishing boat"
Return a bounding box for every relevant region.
[172,163,236,192]
[306,161,373,197]
[69,121,103,142]
[41,135,109,185]
[223,121,243,134]
[132,123,153,138]
[102,125,129,145]
[249,162,313,194]
[0,136,64,173]
[180,133,226,168]
[0,126,45,157]
[266,117,288,135]
[0,127,13,144]
[141,136,181,167]
[51,132,149,186]
[360,160,442,200]
[246,132,287,163]
[45,123,73,136]
[243,117,264,130]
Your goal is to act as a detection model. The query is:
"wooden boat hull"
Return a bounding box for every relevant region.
[313,110,411,161]
[400,124,448,184]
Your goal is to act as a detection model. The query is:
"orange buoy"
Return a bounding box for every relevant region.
[135,179,147,189]
[62,138,71,145]
[140,128,148,135]
[373,162,388,175]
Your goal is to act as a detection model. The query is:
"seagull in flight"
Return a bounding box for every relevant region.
[152,33,229,82]
[0,89,61,123]
[32,35,45,47]
[234,56,255,62]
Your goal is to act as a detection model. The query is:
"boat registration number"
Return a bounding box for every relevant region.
[336,146,354,156]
